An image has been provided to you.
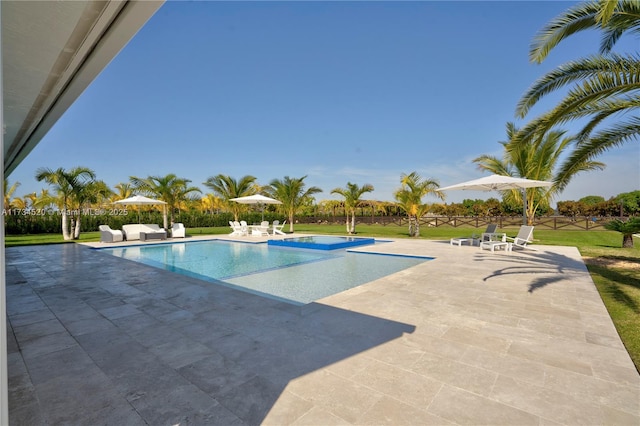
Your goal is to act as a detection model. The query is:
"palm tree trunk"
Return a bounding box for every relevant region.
[623,234,634,248]
[351,214,356,234]
[61,211,72,240]
[346,216,351,234]
[74,215,81,239]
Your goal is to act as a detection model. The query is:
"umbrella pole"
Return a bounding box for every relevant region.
[522,188,527,226]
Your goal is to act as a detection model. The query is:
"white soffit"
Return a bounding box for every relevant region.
[2,0,164,175]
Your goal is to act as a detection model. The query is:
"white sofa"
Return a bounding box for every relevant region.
[122,224,166,241]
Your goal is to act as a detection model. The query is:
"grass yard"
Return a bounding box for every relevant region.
[5,223,640,371]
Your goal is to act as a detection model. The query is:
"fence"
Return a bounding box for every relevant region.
[298,215,618,231]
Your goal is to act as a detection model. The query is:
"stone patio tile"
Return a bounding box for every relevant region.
[460,347,547,386]
[356,395,453,425]
[290,406,351,425]
[7,308,56,328]
[428,384,539,425]
[350,359,442,408]
[286,369,384,424]
[17,331,78,360]
[490,374,607,424]
[262,389,314,426]
[12,318,66,342]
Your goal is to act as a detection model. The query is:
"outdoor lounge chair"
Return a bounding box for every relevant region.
[99,225,124,243]
[239,221,249,236]
[450,223,501,246]
[480,223,504,242]
[272,220,286,235]
[171,223,186,238]
[506,225,535,250]
[252,221,270,236]
[230,221,247,236]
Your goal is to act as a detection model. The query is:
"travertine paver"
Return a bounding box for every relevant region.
[6,236,640,425]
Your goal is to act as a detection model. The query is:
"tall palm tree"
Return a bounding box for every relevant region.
[394,172,443,237]
[35,166,96,240]
[269,176,322,233]
[72,180,113,238]
[515,0,640,187]
[3,180,20,209]
[110,183,135,203]
[130,174,201,229]
[476,122,605,225]
[203,174,257,221]
[330,182,373,234]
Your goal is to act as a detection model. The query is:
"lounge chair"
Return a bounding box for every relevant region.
[272,220,286,235]
[450,223,501,246]
[480,224,504,242]
[171,223,186,238]
[480,225,536,252]
[230,221,246,236]
[252,221,270,236]
[99,225,124,243]
[506,225,536,250]
[239,221,249,236]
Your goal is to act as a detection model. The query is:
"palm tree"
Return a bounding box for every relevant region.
[203,174,257,221]
[268,176,322,233]
[605,217,640,248]
[476,122,605,225]
[394,172,443,237]
[72,180,113,239]
[35,167,96,240]
[130,174,201,229]
[3,180,20,209]
[330,182,373,234]
[110,183,135,203]
[515,0,640,187]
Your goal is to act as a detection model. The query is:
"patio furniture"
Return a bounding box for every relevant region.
[479,240,511,252]
[251,221,270,236]
[506,225,536,250]
[480,224,504,242]
[450,237,477,246]
[99,225,123,243]
[140,230,167,241]
[122,224,165,241]
[171,223,186,238]
[272,220,286,235]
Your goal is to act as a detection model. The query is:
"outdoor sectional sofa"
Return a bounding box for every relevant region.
[122,224,166,241]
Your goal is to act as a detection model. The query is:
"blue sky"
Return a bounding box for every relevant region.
[9,1,639,205]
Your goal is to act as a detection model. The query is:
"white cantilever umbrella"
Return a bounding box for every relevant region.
[113,195,167,223]
[439,174,552,225]
[230,194,282,221]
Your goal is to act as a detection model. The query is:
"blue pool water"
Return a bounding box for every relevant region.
[100,240,431,305]
[268,235,376,250]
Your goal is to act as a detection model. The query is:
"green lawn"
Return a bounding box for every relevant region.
[5,224,640,371]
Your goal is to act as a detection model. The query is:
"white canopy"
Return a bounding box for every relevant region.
[440,174,552,225]
[439,174,552,192]
[113,195,167,205]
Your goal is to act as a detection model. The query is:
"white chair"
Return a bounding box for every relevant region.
[239,221,249,236]
[99,225,124,243]
[272,220,286,235]
[171,223,186,238]
[252,221,270,236]
[229,221,246,236]
[480,224,504,242]
[506,225,536,250]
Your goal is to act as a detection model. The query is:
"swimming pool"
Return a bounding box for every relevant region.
[268,235,376,250]
[100,240,431,305]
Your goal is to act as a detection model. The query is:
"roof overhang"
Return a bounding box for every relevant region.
[2,0,164,176]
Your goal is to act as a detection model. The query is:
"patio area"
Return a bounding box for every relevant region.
[6,237,640,425]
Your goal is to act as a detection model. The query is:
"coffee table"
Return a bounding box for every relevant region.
[140,231,167,241]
